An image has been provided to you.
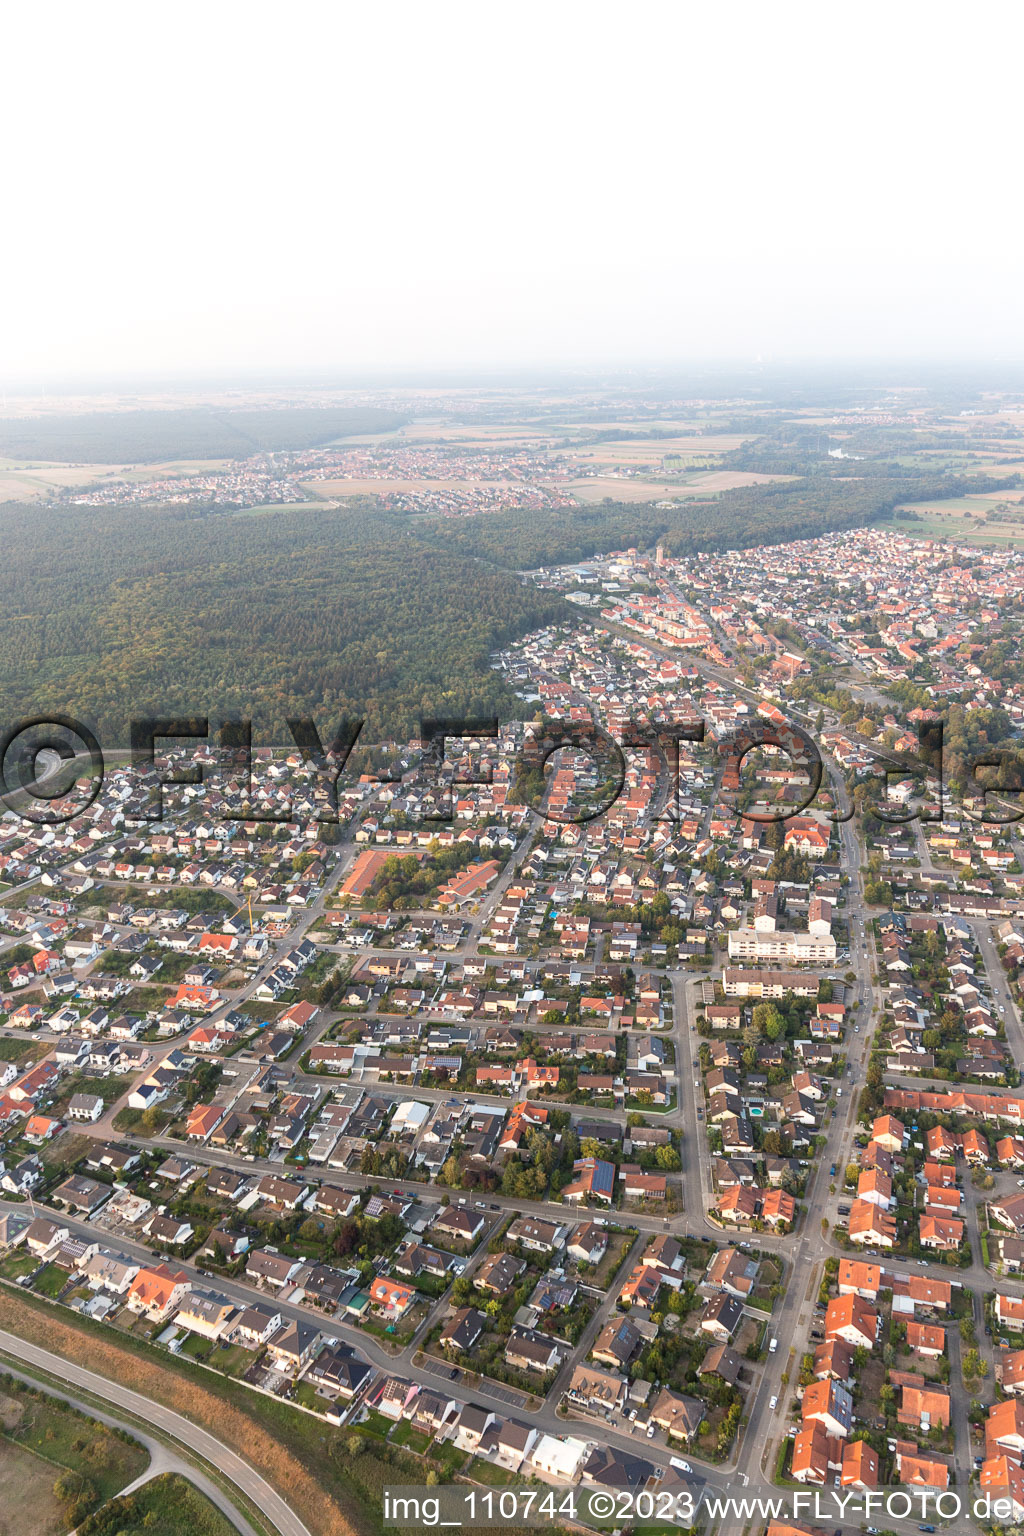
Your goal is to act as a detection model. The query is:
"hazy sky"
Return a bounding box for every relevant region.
[3,2,1022,383]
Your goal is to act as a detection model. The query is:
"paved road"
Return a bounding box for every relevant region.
[0,1350,263,1536]
[0,1327,312,1536]
[4,633,1001,1516]
[0,1193,741,1495]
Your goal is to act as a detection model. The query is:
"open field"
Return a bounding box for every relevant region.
[568,476,687,503]
[894,494,1024,544]
[0,1439,65,1536]
[564,465,793,504]
[378,421,555,444]
[0,457,233,499]
[897,514,1024,545]
[680,468,794,491]
[897,494,1001,514]
[231,501,310,517]
[0,1037,45,1065]
[0,466,109,499]
[558,417,726,433]
[564,433,751,462]
[874,451,1005,470]
[115,458,234,481]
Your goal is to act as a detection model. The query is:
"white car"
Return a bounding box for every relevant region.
[769,1395,778,1410]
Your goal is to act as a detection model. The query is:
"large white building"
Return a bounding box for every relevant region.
[727,927,836,964]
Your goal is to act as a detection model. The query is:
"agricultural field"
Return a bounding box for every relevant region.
[0,460,119,500]
[563,432,752,462]
[567,476,690,503]
[294,423,781,511]
[895,488,1024,544]
[0,455,240,501]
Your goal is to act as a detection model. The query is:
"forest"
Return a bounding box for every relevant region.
[417,472,1018,569]
[0,498,566,745]
[0,461,1014,749]
[0,404,403,462]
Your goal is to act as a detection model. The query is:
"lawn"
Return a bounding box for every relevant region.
[294,1381,325,1411]
[360,1304,425,1345]
[431,1438,467,1472]
[388,1421,431,1453]
[120,986,172,1016]
[31,1265,68,1300]
[118,885,234,916]
[0,1251,37,1281]
[113,1107,171,1137]
[235,1001,282,1024]
[467,1457,517,1485]
[357,1408,394,1440]
[208,1343,255,1378]
[76,1472,236,1536]
[177,1331,214,1361]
